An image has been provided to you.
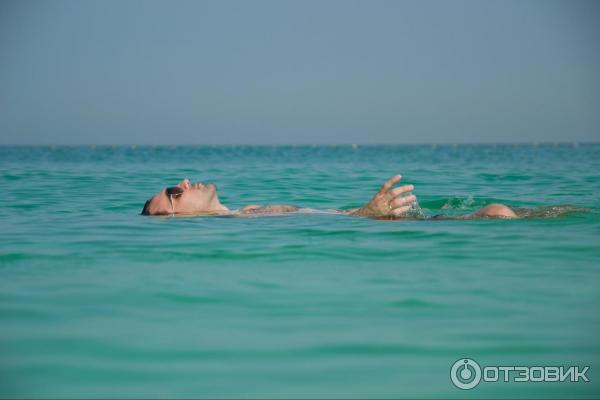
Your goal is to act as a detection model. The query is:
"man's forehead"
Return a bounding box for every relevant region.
[150,190,170,213]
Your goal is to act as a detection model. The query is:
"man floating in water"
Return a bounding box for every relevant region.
[141,175,518,219]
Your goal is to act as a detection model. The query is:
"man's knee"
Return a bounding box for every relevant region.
[476,203,517,218]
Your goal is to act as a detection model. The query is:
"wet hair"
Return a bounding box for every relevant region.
[141,198,152,215]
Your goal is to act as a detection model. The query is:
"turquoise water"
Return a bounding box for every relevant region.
[1,144,599,398]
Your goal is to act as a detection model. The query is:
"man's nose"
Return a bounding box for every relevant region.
[178,179,191,189]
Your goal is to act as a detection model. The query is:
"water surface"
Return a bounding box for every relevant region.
[1,144,599,398]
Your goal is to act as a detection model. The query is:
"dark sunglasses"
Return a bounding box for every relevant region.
[165,186,184,215]
[165,186,184,198]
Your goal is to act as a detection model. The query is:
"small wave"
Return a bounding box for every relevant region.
[387,298,441,308]
[154,292,223,305]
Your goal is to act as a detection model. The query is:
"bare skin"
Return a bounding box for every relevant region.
[141,175,518,219]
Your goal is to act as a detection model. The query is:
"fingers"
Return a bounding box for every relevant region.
[379,175,402,193]
[390,184,414,197]
[374,174,416,218]
[391,194,416,208]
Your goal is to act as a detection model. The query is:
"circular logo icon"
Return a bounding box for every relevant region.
[450,358,482,390]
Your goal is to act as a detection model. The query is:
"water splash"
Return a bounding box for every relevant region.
[441,194,475,210]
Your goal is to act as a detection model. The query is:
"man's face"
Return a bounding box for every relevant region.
[142,178,226,215]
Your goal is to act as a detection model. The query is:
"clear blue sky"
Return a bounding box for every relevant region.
[1,0,599,144]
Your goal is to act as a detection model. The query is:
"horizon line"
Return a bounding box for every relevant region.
[1,141,599,147]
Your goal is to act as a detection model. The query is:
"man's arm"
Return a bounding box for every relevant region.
[231,175,416,219]
[234,204,300,215]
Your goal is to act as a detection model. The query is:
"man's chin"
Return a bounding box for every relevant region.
[206,183,217,193]
[206,184,225,209]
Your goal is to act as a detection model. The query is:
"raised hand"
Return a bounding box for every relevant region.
[351,175,416,218]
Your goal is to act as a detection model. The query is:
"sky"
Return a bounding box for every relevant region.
[0,0,599,145]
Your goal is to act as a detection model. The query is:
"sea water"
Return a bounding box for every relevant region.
[1,144,599,398]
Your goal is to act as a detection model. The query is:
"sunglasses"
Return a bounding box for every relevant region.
[166,186,184,198]
[165,186,184,214]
